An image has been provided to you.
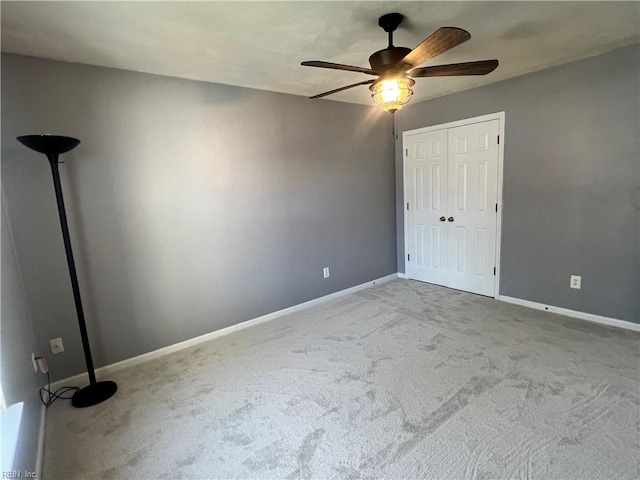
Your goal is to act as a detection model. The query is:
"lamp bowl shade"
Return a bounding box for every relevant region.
[17,135,80,155]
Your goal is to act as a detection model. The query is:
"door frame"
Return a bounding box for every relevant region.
[402,111,506,298]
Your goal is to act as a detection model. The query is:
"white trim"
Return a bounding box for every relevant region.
[35,404,46,478]
[402,112,505,298]
[51,274,399,389]
[403,112,505,136]
[397,272,409,279]
[498,295,640,332]
[494,115,505,298]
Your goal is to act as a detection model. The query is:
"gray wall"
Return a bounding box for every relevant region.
[1,197,42,474]
[396,43,640,323]
[1,54,396,381]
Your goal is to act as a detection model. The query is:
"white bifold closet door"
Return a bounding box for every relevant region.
[405,119,499,297]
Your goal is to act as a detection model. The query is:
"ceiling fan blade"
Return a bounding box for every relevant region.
[396,27,471,71]
[309,80,375,99]
[410,59,499,77]
[301,61,378,76]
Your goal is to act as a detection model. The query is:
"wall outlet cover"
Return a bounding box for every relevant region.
[323,267,330,278]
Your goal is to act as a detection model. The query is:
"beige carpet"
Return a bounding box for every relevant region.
[43,279,639,479]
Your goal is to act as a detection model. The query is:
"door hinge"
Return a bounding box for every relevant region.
[495,203,498,212]
[408,254,410,262]
[494,267,496,276]
[497,135,500,145]
[406,202,409,210]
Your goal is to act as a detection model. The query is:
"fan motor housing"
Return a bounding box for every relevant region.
[369,47,412,72]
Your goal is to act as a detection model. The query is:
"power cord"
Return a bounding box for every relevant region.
[36,357,80,407]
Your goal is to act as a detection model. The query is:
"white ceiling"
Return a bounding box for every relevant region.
[2,1,639,106]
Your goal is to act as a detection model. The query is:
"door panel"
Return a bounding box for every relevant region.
[447,120,499,296]
[405,129,448,285]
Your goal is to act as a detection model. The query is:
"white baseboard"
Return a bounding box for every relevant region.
[35,404,45,478]
[51,273,399,389]
[498,295,640,332]
[397,272,409,279]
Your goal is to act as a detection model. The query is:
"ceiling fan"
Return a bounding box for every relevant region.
[301,13,498,113]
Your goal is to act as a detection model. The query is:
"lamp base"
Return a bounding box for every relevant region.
[71,381,118,408]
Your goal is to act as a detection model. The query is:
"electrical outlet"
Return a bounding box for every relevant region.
[570,275,582,289]
[31,353,38,373]
[50,337,64,354]
[323,267,330,279]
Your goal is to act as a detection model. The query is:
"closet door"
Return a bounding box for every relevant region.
[405,129,449,286]
[404,118,500,297]
[447,120,499,296]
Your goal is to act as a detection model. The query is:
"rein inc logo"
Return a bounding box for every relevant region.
[2,472,37,478]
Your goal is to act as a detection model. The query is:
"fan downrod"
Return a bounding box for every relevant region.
[370,13,409,71]
[378,13,404,49]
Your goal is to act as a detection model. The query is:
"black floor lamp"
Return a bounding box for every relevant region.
[17,134,117,408]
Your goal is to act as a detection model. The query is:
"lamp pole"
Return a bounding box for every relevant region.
[17,134,117,408]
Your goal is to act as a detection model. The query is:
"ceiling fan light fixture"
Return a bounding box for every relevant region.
[303,14,498,110]
[370,77,415,113]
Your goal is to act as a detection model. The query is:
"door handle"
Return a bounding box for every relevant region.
[448,217,454,222]
[439,216,446,222]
